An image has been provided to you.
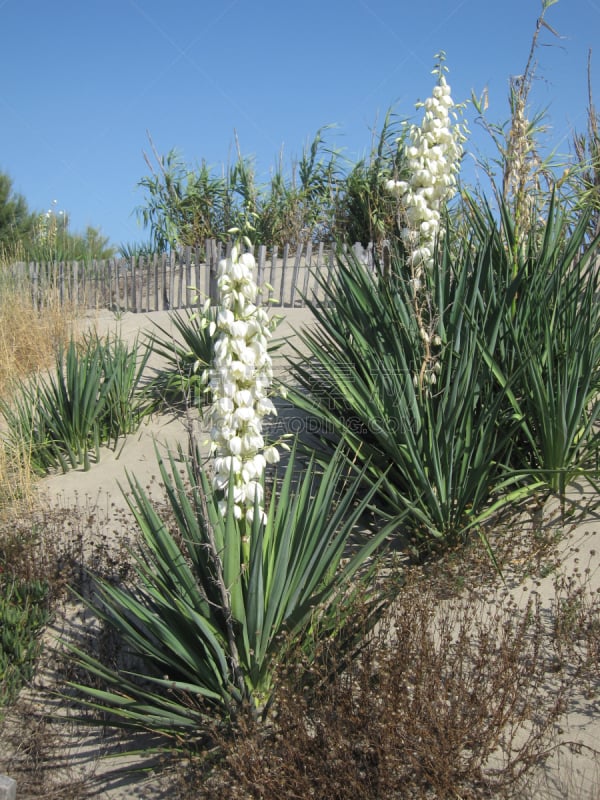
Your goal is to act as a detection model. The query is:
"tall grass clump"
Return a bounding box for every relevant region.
[0,331,152,475]
[473,195,600,498]
[0,277,77,398]
[0,274,79,505]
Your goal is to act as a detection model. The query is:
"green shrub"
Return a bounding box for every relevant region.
[0,577,50,713]
[94,331,152,442]
[485,196,600,497]
[286,194,600,549]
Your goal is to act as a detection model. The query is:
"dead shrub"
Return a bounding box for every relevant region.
[169,565,587,800]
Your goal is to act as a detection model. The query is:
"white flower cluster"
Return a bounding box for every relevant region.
[386,66,464,277]
[206,245,278,523]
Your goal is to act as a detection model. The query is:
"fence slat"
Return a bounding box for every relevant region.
[146,257,150,312]
[257,244,266,293]
[289,243,303,307]
[279,244,289,307]
[130,256,136,312]
[193,245,201,308]
[268,245,277,305]
[314,242,325,302]
[302,241,313,301]
[169,252,175,310]
[208,239,219,306]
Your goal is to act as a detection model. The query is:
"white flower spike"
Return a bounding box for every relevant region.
[387,54,466,277]
[206,246,278,522]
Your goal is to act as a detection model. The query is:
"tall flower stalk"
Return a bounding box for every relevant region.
[205,235,279,523]
[387,52,465,279]
[386,54,466,390]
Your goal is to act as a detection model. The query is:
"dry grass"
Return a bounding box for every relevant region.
[0,283,77,395]
[0,279,80,509]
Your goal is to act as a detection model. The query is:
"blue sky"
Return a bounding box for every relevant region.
[1,0,598,248]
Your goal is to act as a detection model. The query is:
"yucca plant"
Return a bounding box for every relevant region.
[0,338,111,473]
[64,441,394,741]
[489,196,600,497]
[117,240,156,260]
[0,333,152,474]
[286,228,541,549]
[145,308,214,409]
[95,331,153,443]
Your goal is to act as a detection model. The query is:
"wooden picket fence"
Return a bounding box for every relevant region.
[8,240,379,313]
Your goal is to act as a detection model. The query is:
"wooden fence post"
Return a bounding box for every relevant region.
[138,257,144,312]
[152,254,158,311]
[289,243,303,307]
[145,256,151,312]
[268,245,277,305]
[279,243,289,306]
[302,241,313,300]
[208,239,219,306]
[169,251,175,309]
[184,246,193,308]
[29,262,37,310]
[256,244,266,299]
[130,255,136,312]
[161,253,168,310]
[193,245,202,308]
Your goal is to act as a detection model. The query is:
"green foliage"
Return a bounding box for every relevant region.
[138,129,347,250]
[0,576,50,714]
[145,308,213,409]
[252,127,343,245]
[0,184,114,263]
[65,442,394,740]
[137,144,232,252]
[480,195,600,495]
[337,110,407,247]
[74,225,114,261]
[287,187,600,548]
[117,240,158,260]
[95,331,153,442]
[0,172,36,256]
[0,332,152,474]
[286,231,540,549]
[24,208,114,262]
